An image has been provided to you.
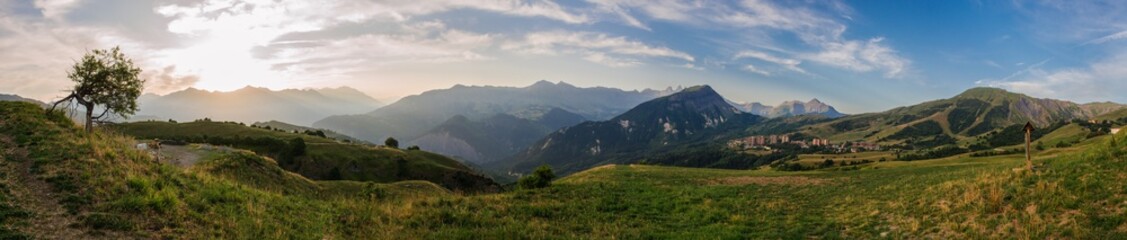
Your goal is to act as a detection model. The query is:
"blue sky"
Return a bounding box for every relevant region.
[1,0,1125,113]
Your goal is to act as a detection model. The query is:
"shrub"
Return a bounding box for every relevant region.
[518,165,555,189]
[385,137,399,149]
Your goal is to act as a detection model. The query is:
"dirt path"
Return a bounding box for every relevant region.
[142,143,234,168]
[156,145,203,168]
[0,136,121,239]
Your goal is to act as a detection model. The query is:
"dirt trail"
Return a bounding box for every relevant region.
[0,136,123,239]
[141,143,234,168]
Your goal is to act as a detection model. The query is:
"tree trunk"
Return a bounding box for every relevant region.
[84,103,94,133]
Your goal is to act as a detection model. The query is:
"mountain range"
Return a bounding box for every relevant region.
[312,81,680,156]
[134,86,382,125]
[487,86,1126,177]
[729,99,845,118]
[409,108,586,164]
[0,93,46,107]
[499,85,764,175]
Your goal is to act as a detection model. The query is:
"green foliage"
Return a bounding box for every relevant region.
[517,165,555,189]
[385,137,399,149]
[56,46,144,132]
[110,121,499,193]
[897,146,969,161]
[289,137,306,157]
[407,145,421,151]
[886,120,943,140]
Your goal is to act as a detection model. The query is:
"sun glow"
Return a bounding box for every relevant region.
[162,37,286,92]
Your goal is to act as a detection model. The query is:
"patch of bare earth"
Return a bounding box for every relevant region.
[703,176,840,186]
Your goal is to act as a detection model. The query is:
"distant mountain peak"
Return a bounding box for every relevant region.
[527,80,577,89]
[731,97,844,118]
[956,87,1022,100]
[529,80,554,87]
[681,85,713,92]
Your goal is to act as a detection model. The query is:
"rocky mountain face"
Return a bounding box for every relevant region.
[134,86,382,125]
[313,81,674,144]
[500,85,763,176]
[732,99,844,118]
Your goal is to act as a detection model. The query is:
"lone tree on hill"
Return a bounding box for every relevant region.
[50,46,144,132]
[385,137,399,149]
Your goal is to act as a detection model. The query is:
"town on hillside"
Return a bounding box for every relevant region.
[728,134,882,153]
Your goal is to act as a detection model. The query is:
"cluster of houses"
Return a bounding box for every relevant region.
[729,134,882,153]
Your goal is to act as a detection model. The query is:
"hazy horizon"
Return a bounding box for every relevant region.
[2,0,1126,114]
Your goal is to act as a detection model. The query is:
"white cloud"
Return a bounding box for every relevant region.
[977,53,1127,103]
[503,31,695,67]
[803,37,909,78]
[733,50,806,74]
[33,0,81,20]
[1085,30,1127,45]
[0,12,165,101]
[270,25,495,74]
[582,52,641,68]
[143,65,200,94]
[741,64,769,76]
[590,0,911,79]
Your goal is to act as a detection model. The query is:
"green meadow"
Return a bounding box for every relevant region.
[1,101,1125,239]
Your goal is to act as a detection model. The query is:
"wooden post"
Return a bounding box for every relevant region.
[1023,122,1034,171]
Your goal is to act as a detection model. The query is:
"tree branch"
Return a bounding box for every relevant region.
[49,93,77,113]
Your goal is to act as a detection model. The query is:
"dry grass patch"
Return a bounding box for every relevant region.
[703,176,841,186]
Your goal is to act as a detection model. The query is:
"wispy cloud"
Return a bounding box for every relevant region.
[591,0,911,79]
[741,64,770,76]
[1084,30,1127,45]
[733,50,806,74]
[802,37,910,78]
[503,30,695,67]
[976,56,1125,103]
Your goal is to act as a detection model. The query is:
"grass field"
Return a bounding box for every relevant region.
[2,101,1125,238]
[795,151,895,166]
[111,120,499,193]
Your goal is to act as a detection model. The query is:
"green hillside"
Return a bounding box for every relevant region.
[1094,108,1127,122]
[110,120,499,193]
[803,87,1119,144]
[250,120,369,144]
[0,101,451,238]
[2,100,1126,238]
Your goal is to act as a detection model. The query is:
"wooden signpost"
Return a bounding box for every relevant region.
[1023,122,1034,171]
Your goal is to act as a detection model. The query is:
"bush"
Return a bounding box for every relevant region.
[518,165,555,190]
[385,137,399,149]
[289,137,306,156]
[407,145,420,151]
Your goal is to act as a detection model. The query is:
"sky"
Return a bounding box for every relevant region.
[1,0,1126,113]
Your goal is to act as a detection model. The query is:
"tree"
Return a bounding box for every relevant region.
[385,137,399,149]
[328,167,343,180]
[289,137,306,156]
[50,46,144,132]
[517,165,556,189]
[407,145,420,151]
